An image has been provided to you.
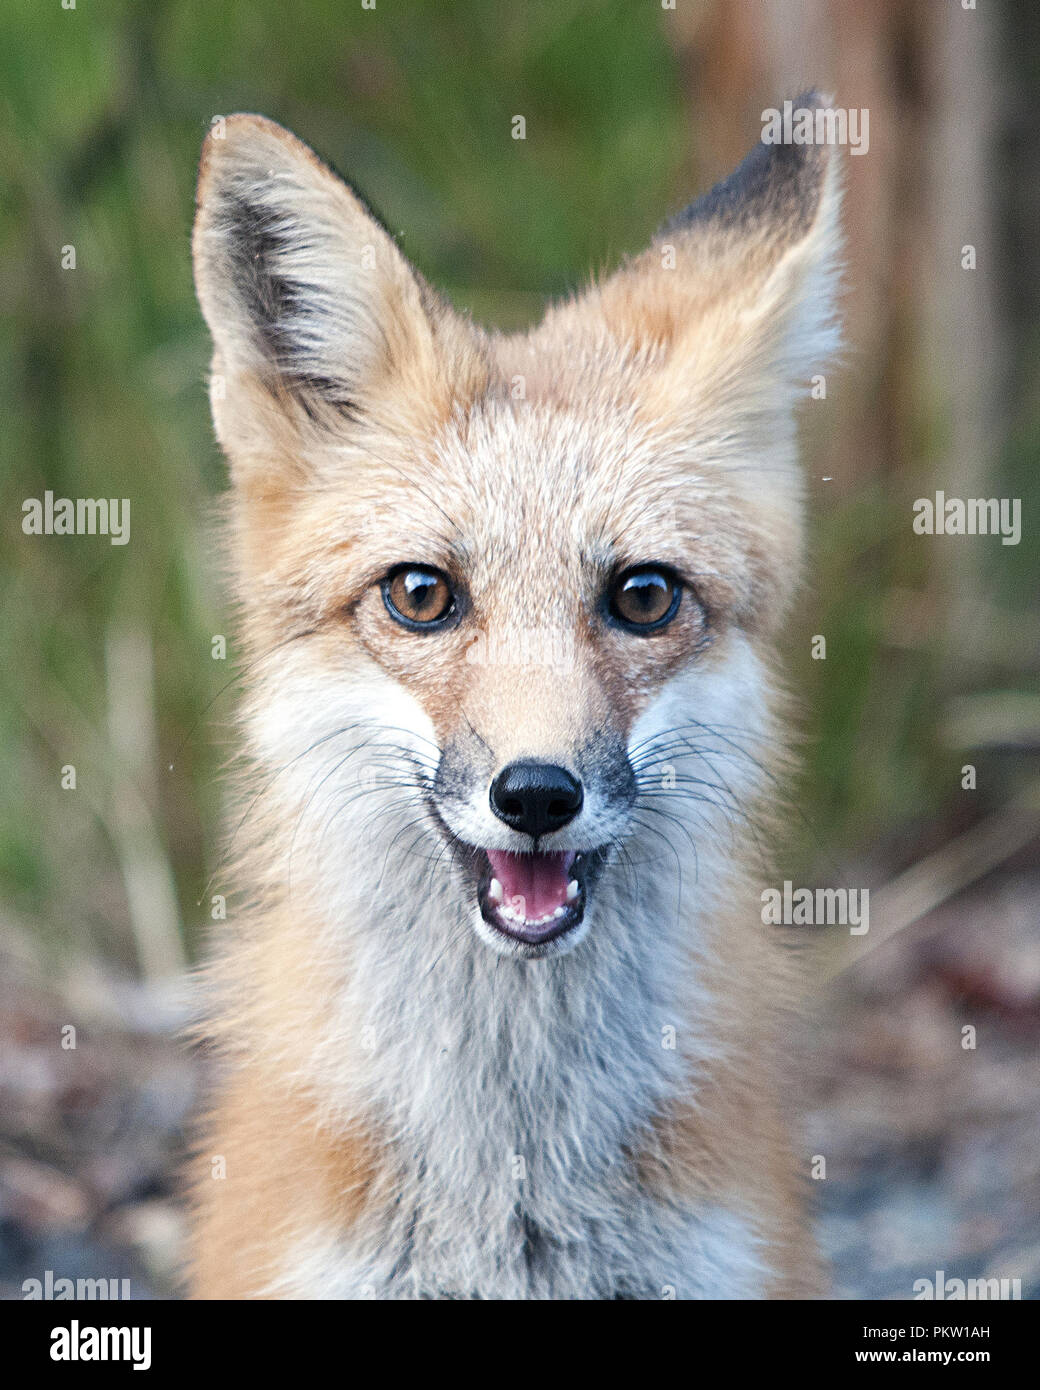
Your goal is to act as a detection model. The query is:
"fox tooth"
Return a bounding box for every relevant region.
[566,880,580,901]
[488,878,504,905]
[553,906,566,918]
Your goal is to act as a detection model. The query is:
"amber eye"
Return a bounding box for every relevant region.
[382,565,455,629]
[608,565,681,632]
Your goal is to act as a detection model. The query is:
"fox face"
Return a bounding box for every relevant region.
[193,104,841,965]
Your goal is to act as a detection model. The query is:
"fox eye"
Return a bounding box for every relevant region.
[382,565,455,629]
[608,565,681,632]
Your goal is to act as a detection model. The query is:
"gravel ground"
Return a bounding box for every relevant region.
[805,869,1040,1300]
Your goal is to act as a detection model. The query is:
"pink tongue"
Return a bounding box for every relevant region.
[487,850,576,921]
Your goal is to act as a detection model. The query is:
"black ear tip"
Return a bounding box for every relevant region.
[659,91,833,242]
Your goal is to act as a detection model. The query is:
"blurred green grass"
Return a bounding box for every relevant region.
[1,0,1036,974]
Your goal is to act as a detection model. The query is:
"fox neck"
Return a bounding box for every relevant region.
[269,828,737,1296]
[319,848,719,1123]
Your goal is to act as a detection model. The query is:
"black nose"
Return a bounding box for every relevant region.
[489,761,584,838]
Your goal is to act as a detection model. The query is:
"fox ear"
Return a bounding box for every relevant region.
[588,91,843,407]
[192,114,439,421]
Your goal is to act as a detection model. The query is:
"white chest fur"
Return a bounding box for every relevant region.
[265,871,766,1300]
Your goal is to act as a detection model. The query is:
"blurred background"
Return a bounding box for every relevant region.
[1,0,1037,1299]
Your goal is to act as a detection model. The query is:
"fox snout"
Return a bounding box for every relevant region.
[488,761,583,837]
[434,732,636,850]
[432,734,637,958]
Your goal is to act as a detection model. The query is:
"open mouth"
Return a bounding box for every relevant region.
[477,848,595,948]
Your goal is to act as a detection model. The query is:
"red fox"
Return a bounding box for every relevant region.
[188,95,842,1299]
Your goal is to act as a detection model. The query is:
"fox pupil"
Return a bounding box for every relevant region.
[630,577,662,609]
[405,573,437,607]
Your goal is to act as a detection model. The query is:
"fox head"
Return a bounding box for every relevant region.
[193,101,841,962]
